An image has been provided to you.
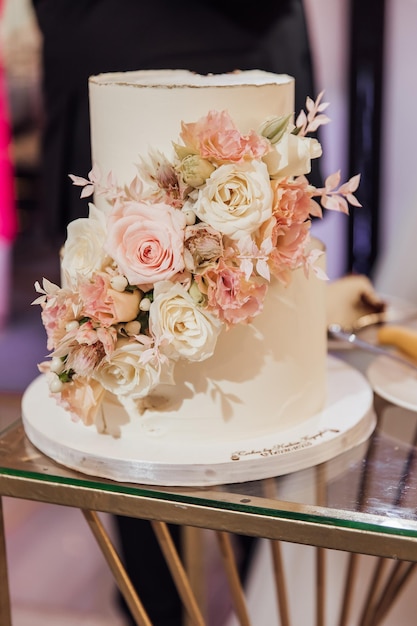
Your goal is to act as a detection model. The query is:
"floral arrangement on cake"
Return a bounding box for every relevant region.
[34,93,360,424]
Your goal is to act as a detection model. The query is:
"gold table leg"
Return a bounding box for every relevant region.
[359,557,390,626]
[82,509,152,626]
[151,520,205,626]
[367,560,416,626]
[338,552,359,626]
[84,511,206,625]
[316,547,326,626]
[0,496,12,626]
[216,531,251,626]
[270,539,291,626]
[183,526,207,626]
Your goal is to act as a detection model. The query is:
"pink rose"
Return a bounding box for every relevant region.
[180,110,270,164]
[105,200,186,287]
[198,259,266,325]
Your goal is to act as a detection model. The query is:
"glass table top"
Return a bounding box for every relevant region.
[1,349,417,560]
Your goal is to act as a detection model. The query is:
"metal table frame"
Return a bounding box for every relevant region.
[1,388,417,625]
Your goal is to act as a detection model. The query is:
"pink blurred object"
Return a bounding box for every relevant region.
[0,13,18,244]
[0,0,18,328]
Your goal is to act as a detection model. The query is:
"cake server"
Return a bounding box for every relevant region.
[351,310,417,332]
[328,323,417,373]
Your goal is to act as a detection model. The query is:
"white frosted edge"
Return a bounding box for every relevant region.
[89,69,294,88]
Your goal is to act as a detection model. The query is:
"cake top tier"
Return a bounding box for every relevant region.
[89,69,293,88]
[88,69,295,204]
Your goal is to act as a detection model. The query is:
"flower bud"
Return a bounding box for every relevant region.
[188,281,205,305]
[49,374,64,393]
[140,297,151,312]
[110,274,129,292]
[259,114,292,145]
[124,320,142,336]
[66,320,80,332]
[50,356,65,374]
[184,210,196,225]
[178,154,215,188]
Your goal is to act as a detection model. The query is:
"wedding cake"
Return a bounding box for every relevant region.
[23,70,366,485]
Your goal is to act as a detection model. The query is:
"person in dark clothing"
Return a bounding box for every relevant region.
[32,0,317,244]
[31,2,317,624]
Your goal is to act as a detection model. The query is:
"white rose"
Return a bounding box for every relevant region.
[94,339,163,398]
[263,133,322,180]
[150,281,222,362]
[193,160,273,241]
[61,203,111,286]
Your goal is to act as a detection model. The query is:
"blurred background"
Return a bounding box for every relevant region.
[1,0,417,624]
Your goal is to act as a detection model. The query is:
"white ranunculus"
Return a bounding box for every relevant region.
[263,132,322,180]
[193,160,273,241]
[150,281,222,362]
[93,339,164,398]
[61,203,111,286]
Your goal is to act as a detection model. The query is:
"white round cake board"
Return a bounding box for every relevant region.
[22,356,376,487]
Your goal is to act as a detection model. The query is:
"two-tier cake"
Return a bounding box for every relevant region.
[22,70,374,485]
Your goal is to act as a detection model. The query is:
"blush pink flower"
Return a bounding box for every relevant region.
[197,259,267,325]
[79,273,140,327]
[50,320,118,376]
[272,176,322,226]
[105,200,186,288]
[65,341,107,378]
[35,282,82,351]
[269,221,311,285]
[180,110,270,164]
[184,223,223,272]
[56,377,106,426]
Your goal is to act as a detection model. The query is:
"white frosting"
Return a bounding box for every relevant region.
[98,259,327,439]
[87,69,326,436]
[90,69,293,87]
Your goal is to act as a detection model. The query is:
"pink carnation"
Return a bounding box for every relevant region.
[180,110,270,164]
[269,222,311,285]
[198,259,266,325]
[105,200,186,288]
[272,177,321,226]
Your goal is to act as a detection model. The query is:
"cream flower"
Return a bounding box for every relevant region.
[93,339,163,398]
[193,160,272,241]
[149,281,222,362]
[263,133,322,180]
[61,203,111,286]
